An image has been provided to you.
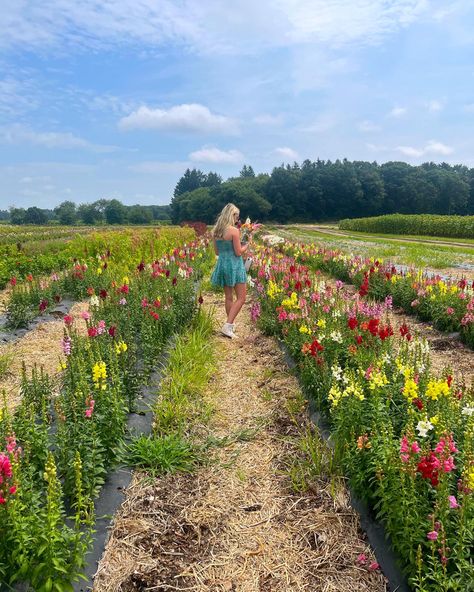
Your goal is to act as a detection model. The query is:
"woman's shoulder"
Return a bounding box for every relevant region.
[223,225,239,240]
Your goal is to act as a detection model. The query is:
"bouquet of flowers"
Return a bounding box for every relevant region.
[239,218,262,272]
[240,217,262,244]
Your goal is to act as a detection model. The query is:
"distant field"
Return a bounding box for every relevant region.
[273,224,474,273]
[339,213,474,239]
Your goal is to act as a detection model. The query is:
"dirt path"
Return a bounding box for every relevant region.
[93,295,387,592]
[294,225,474,250]
[0,301,89,410]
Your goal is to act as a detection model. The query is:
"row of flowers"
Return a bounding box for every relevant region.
[0,231,214,589]
[277,240,474,349]
[3,226,196,329]
[250,244,474,591]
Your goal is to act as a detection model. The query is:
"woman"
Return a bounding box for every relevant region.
[210,203,251,338]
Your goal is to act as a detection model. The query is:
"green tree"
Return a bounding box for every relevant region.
[24,207,49,225]
[78,202,104,225]
[9,207,26,225]
[104,199,127,224]
[127,205,153,224]
[173,168,205,198]
[239,165,255,178]
[54,200,77,225]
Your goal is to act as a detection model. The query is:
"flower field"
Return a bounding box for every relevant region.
[0,225,177,291]
[250,243,474,591]
[277,240,474,350]
[0,226,214,590]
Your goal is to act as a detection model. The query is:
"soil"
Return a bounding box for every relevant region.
[93,295,387,592]
[0,301,89,410]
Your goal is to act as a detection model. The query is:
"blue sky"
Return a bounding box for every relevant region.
[1,0,474,208]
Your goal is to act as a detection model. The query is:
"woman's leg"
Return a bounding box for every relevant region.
[223,286,234,317]
[227,283,246,323]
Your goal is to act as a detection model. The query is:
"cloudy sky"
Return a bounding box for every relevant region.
[1,0,474,208]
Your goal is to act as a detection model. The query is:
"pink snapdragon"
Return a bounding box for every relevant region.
[85,398,95,419]
[62,336,72,356]
[448,495,459,509]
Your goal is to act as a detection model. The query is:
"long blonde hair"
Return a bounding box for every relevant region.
[212,203,239,239]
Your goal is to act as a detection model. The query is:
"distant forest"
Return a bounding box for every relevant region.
[1,200,171,225]
[4,159,474,226]
[171,160,474,223]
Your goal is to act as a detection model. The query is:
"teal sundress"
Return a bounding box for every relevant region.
[211,239,247,287]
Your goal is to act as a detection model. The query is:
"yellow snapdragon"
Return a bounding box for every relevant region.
[425,379,450,401]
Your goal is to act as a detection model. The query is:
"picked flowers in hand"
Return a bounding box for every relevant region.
[240,217,262,243]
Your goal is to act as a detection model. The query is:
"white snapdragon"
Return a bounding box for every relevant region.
[416,420,434,438]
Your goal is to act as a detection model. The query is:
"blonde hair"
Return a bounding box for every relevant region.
[212,203,239,239]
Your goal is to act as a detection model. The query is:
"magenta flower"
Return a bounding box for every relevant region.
[81,311,91,321]
[357,553,367,564]
[427,531,438,541]
[448,495,459,509]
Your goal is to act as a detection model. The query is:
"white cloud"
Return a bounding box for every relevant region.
[189,147,244,164]
[424,140,453,155]
[0,125,118,152]
[397,145,424,157]
[358,120,382,132]
[0,76,39,116]
[427,99,443,112]
[274,147,299,160]
[388,106,407,117]
[397,140,454,158]
[119,103,239,135]
[0,1,430,54]
[253,114,284,126]
[302,113,338,133]
[130,161,190,174]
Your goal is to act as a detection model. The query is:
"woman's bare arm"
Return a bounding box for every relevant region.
[231,227,248,257]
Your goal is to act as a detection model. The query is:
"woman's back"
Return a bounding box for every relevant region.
[215,238,236,257]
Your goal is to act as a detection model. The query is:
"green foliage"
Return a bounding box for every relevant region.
[340,213,474,239]
[127,434,198,475]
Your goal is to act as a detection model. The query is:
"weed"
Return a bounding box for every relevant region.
[127,434,198,475]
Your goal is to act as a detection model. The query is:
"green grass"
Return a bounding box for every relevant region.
[286,426,341,493]
[0,351,13,380]
[273,225,474,270]
[127,434,198,475]
[153,307,216,436]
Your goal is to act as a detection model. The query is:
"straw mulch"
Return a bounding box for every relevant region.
[0,301,89,410]
[93,295,387,592]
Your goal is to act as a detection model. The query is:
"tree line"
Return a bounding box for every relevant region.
[2,200,171,226]
[171,160,474,223]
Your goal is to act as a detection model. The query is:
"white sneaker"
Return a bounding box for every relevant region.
[220,322,236,339]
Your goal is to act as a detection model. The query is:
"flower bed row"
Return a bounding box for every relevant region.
[0,234,214,590]
[3,226,196,329]
[278,240,474,349]
[250,245,474,591]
